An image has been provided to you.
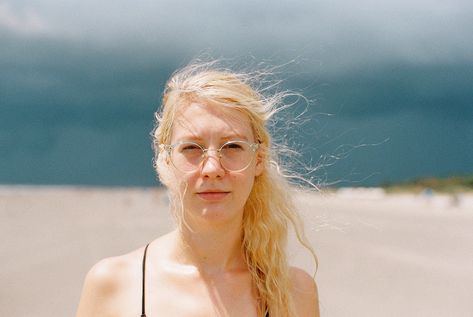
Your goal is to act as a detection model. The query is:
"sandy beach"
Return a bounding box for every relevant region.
[1,186,472,317]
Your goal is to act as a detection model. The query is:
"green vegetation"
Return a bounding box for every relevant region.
[382,175,473,193]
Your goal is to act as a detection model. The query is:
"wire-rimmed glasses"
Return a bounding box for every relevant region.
[160,140,259,173]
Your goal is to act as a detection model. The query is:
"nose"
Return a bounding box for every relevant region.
[201,149,225,178]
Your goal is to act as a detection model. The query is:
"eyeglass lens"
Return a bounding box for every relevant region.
[171,141,255,172]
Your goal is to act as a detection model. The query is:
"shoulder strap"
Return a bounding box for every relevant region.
[141,243,150,317]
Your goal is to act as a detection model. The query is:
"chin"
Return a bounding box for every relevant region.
[194,205,243,224]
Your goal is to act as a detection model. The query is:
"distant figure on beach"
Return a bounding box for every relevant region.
[421,187,434,205]
[76,60,319,316]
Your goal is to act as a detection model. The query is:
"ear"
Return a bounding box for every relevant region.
[254,151,265,177]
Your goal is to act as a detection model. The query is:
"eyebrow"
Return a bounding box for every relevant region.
[175,134,250,143]
[221,134,249,141]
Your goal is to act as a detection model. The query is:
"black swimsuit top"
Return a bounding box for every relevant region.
[140,243,149,317]
[140,243,269,317]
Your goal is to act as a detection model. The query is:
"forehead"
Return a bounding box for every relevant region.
[171,102,254,142]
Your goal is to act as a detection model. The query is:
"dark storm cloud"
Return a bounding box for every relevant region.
[1,0,472,185]
[313,63,473,120]
[0,34,171,126]
[2,0,472,114]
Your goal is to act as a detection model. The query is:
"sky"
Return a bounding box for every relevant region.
[1,0,472,187]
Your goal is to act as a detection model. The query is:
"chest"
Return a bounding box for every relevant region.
[112,270,259,317]
[150,272,258,317]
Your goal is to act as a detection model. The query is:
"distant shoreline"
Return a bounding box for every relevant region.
[2,182,472,196]
[379,174,473,193]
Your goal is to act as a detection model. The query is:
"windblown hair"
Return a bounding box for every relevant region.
[152,60,317,317]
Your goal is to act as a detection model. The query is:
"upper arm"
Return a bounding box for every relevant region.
[290,267,320,317]
[75,258,122,317]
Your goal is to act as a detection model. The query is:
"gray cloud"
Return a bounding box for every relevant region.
[2,0,473,70]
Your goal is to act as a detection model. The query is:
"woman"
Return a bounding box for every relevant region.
[76,61,319,317]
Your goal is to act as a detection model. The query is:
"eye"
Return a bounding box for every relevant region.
[177,143,203,155]
[222,141,250,153]
[223,142,244,150]
[181,144,200,151]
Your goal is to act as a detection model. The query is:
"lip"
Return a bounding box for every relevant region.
[196,190,230,201]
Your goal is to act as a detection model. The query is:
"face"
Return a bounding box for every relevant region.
[166,101,263,225]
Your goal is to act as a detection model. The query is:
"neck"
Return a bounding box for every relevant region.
[171,218,246,275]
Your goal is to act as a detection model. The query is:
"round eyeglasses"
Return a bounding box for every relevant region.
[160,140,259,173]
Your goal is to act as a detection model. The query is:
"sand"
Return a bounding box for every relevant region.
[1,185,472,317]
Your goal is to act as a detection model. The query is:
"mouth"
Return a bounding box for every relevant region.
[196,190,230,201]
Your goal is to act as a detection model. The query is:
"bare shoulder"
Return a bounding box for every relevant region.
[75,247,144,317]
[289,266,320,317]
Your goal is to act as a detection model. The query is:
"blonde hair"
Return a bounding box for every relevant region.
[152,60,317,317]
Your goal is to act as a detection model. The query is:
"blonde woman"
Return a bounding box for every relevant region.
[76,61,319,317]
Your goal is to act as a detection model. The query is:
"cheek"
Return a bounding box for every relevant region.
[173,173,193,194]
[156,156,172,187]
[158,161,191,195]
[232,172,256,198]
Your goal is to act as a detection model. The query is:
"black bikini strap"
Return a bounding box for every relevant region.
[141,243,150,317]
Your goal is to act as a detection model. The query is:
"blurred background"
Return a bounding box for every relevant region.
[1,0,472,188]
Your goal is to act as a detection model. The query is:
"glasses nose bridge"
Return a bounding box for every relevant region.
[201,147,223,165]
[199,146,225,174]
